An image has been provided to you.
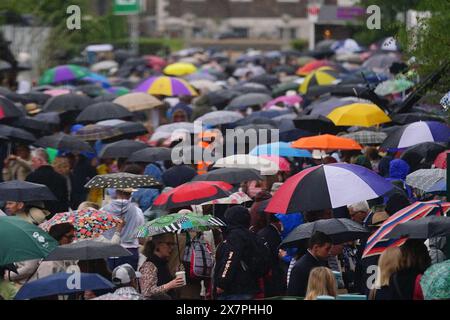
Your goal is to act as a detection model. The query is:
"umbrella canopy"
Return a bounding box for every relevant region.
[113,92,163,112]
[127,147,172,163]
[39,64,90,85]
[0,96,25,120]
[248,74,280,87]
[44,241,131,261]
[34,112,60,126]
[265,95,303,109]
[363,201,450,258]
[259,155,291,172]
[0,216,58,265]
[281,218,369,248]
[43,94,93,113]
[392,113,446,125]
[266,163,393,213]
[195,111,244,126]
[400,142,446,164]
[405,169,446,193]
[155,122,197,133]
[107,86,130,96]
[299,67,339,94]
[35,133,94,153]
[291,134,362,151]
[375,78,414,96]
[43,88,72,97]
[293,115,341,135]
[225,93,272,111]
[381,121,450,150]
[0,124,36,144]
[189,79,222,92]
[101,121,148,142]
[420,260,450,300]
[213,154,280,175]
[205,89,240,109]
[305,96,365,116]
[250,142,312,158]
[14,272,114,300]
[296,60,334,76]
[326,103,391,127]
[382,216,450,240]
[192,168,262,184]
[85,172,161,189]
[164,62,197,76]
[74,124,122,141]
[200,191,252,205]
[90,60,118,73]
[75,102,133,123]
[0,180,56,202]
[40,208,123,240]
[362,53,401,73]
[99,140,148,159]
[151,181,233,211]
[342,131,387,145]
[434,150,450,169]
[272,82,300,98]
[134,76,197,97]
[81,73,111,88]
[144,55,167,71]
[185,71,217,82]
[11,116,55,134]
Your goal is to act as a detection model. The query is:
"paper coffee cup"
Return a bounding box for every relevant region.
[175,271,186,286]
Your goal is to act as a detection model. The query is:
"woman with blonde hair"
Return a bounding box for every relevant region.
[305,267,337,300]
[369,247,402,300]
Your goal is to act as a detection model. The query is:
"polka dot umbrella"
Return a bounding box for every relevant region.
[84,172,161,189]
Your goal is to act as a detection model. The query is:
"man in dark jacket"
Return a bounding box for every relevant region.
[25,149,69,216]
[213,206,260,300]
[70,154,97,209]
[287,231,332,297]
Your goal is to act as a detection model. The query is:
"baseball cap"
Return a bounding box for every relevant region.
[112,264,141,286]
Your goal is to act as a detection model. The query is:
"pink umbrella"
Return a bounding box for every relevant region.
[265,95,303,109]
[259,155,291,172]
[44,89,71,97]
[434,150,450,169]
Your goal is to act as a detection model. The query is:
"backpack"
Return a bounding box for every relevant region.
[182,233,214,280]
[241,233,272,279]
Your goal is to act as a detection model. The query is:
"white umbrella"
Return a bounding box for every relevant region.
[195,111,244,126]
[90,60,118,73]
[214,154,279,175]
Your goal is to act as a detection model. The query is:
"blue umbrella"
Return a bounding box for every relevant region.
[250,142,312,158]
[82,73,111,88]
[14,272,114,300]
[428,179,446,193]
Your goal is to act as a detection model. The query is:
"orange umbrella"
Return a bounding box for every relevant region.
[291,134,362,151]
[296,60,333,76]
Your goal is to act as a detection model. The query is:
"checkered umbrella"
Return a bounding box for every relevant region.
[75,124,122,141]
[84,173,161,189]
[406,169,446,193]
[342,131,387,145]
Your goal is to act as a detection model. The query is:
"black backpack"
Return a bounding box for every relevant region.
[241,233,272,279]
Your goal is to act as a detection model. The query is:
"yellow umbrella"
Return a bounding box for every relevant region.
[164,62,197,76]
[299,67,338,94]
[326,103,391,127]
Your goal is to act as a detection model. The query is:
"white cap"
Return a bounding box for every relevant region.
[111,264,141,286]
[312,150,327,160]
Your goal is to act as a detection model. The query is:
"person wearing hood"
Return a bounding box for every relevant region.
[387,159,413,199]
[167,102,193,123]
[101,188,145,270]
[213,206,261,300]
[132,164,163,212]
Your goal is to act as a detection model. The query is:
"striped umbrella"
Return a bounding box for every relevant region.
[39,65,90,85]
[342,131,387,145]
[134,76,197,97]
[74,124,121,141]
[299,67,339,94]
[363,201,450,258]
[199,191,253,205]
[406,169,446,193]
[266,163,393,213]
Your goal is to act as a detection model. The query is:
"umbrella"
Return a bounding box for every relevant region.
[40,208,123,240]
[259,155,291,172]
[250,142,312,158]
[144,55,167,71]
[81,73,111,88]
[186,72,217,82]
[90,60,118,73]
[44,241,131,261]
[195,110,244,126]
[375,78,414,96]
[266,163,393,213]
[43,88,72,97]
[14,272,114,300]
[11,117,54,134]
[363,201,450,258]
[405,169,446,193]
[401,142,446,164]
[35,133,94,153]
[291,134,362,151]
[75,102,133,123]
[0,96,25,120]
[281,218,369,248]
[151,181,233,211]
[34,112,60,126]
[225,93,272,111]
[39,64,90,85]
[113,93,162,112]
[248,74,280,87]
[306,96,368,116]
[107,86,131,96]
[199,191,253,205]
[299,67,339,95]
[381,121,450,150]
[164,62,197,76]
[213,154,280,175]
[392,113,446,125]
[189,80,222,92]
[137,213,226,238]
[0,180,56,202]
[155,122,197,134]
[0,124,36,144]
[326,103,391,127]
[0,216,58,265]
[43,94,93,113]
[104,121,148,141]
[204,89,240,109]
[192,168,262,184]
[74,124,122,141]
[342,131,387,145]
[382,216,450,240]
[362,53,401,73]
[94,94,119,102]
[98,140,148,159]
[272,82,300,98]
[85,172,161,189]
[293,115,341,135]
[134,76,197,97]
[127,147,172,163]
[296,60,333,76]
[434,150,450,169]
[265,95,303,109]
[420,260,450,300]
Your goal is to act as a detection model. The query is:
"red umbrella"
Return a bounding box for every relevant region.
[434,150,450,169]
[152,181,233,211]
[296,60,333,76]
[144,55,167,72]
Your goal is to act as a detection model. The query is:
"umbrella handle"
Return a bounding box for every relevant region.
[175,233,182,269]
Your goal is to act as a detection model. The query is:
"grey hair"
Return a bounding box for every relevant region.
[32,148,49,164]
[347,201,370,213]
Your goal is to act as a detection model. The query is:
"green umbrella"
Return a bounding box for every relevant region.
[272,82,299,98]
[420,259,450,300]
[39,64,90,85]
[0,216,58,265]
[375,78,414,96]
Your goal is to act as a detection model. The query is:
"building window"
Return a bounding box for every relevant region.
[232,27,249,38]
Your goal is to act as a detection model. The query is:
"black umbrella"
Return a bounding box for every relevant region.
[20,92,52,105]
[0,180,56,202]
[34,112,60,126]
[281,218,370,248]
[75,84,107,97]
[0,124,36,144]
[106,121,148,141]
[233,83,272,95]
[383,216,450,240]
[401,142,446,164]
[0,96,25,120]
[11,117,54,135]
[93,93,119,103]
[206,90,240,110]
[162,165,198,188]
[273,65,297,75]
[43,94,93,113]
[99,139,148,159]
[293,115,341,134]
[225,93,272,111]
[248,74,280,87]
[35,133,94,153]
[192,168,262,184]
[392,113,446,125]
[75,102,133,123]
[127,147,172,163]
[85,172,161,189]
[44,241,132,261]
[232,116,278,128]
